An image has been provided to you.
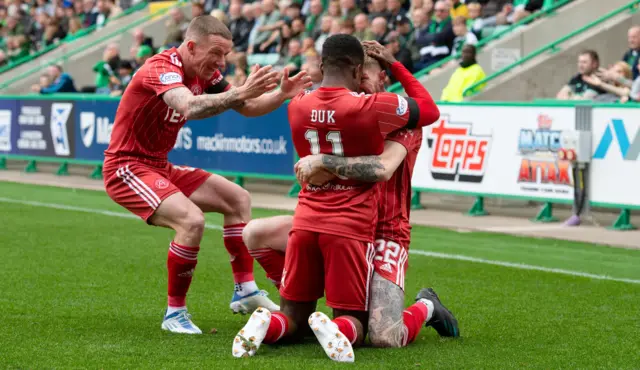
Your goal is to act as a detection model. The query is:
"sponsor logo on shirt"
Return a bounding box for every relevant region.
[396,95,408,116]
[0,110,11,152]
[159,72,183,85]
[426,115,491,183]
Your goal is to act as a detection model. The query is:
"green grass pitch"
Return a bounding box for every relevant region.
[1,181,639,369]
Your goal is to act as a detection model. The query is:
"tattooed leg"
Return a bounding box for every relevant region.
[368,272,407,348]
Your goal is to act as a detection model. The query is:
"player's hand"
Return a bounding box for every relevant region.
[295,154,336,186]
[362,40,398,69]
[279,67,313,99]
[238,64,280,100]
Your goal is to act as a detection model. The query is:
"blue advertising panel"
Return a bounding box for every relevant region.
[74,100,118,161]
[0,99,18,155]
[168,106,294,176]
[9,100,76,158]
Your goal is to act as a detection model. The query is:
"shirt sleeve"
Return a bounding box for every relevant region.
[141,58,187,97]
[384,128,422,152]
[205,70,231,94]
[371,92,420,137]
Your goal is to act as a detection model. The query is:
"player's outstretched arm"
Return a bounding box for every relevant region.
[234,66,312,117]
[295,140,408,184]
[162,65,280,120]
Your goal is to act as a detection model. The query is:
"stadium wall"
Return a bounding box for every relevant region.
[0,95,638,223]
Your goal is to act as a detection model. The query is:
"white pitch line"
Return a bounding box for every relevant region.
[410,250,640,285]
[2,197,639,285]
[482,224,573,233]
[0,197,223,231]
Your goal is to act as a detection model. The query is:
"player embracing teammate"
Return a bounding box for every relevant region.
[232,36,459,362]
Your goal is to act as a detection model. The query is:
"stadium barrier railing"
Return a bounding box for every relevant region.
[386,0,574,94]
[0,95,638,230]
[462,0,640,98]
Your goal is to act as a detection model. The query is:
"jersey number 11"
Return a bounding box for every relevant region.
[305,130,344,156]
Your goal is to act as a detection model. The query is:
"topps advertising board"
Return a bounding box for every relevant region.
[411,105,575,201]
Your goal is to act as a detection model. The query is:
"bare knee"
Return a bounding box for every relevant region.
[226,187,251,220]
[177,206,205,239]
[369,329,404,348]
[242,220,263,250]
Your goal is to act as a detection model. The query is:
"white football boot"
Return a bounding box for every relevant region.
[230,289,280,314]
[161,309,202,334]
[232,307,272,358]
[308,312,355,363]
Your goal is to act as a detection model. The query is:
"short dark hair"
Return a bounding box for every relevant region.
[579,49,599,63]
[185,15,232,40]
[321,34,364,70]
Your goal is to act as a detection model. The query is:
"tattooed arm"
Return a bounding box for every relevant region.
[296,140,408,185]
[163,86,246,120]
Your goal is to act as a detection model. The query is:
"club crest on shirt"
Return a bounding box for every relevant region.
[191,84,202,95]
[159,72,182,85]
[396,95,408,116]
[155,178,170,190]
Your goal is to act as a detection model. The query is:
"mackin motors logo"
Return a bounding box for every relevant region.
[50,103,73,156]
[80,112,113,148]
[426,115,492,183]
[517,114,572,190]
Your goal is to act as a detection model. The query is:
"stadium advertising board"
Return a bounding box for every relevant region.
[0,100,76,158]
[168,106,294,176]
[412,105,575,201]
[75,101,117,161]
[590,108,640,207]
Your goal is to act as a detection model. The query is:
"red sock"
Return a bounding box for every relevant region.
[167,241,200,307]
[263,312,289,344]
[333,316,358,344]
[402,301,429,346]
[248,248,285,288]
[223,223,254,283]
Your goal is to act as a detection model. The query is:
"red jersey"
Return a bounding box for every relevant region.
[104,48,230,168]
[288,87,420,242]
[375,128,423,246]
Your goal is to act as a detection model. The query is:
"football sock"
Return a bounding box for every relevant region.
[333,317,358,344]
[223,223,255,286]
[165,306,186,316]
[234,281,258,297]
[167,241,199,308]
[263,312,289,344]
[248,248,285,288]
[402,299,434,345]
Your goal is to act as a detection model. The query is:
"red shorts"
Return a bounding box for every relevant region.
[373,239,409,291]
[280,230,375,311]
[103,161,211,222]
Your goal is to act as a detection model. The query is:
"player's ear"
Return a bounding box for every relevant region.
[186,40,197,54]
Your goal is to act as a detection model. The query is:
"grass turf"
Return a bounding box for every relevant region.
[1,181,639,369]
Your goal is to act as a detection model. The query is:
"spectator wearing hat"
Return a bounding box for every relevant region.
[353,13,374,41]
[448,0,468,19]
[134,44,153,70]
[441,44,485,101]
[383,32,413,77]
[622,26,640,80]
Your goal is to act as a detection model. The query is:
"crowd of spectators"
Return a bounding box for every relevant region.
[556,25,640,104]
[30,0,569,96]
[0,0,144,68]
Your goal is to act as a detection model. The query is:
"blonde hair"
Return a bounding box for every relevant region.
[612,61,632,80]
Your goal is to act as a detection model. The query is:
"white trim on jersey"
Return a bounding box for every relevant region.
[364,242,376,311]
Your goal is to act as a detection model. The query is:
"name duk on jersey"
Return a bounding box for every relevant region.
[311,109,336,123]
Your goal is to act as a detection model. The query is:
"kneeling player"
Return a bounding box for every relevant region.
[232,38,453,362]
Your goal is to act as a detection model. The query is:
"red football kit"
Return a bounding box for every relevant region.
[102,48,229,221]
[373,127,423,291]
[280,62,439,311]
